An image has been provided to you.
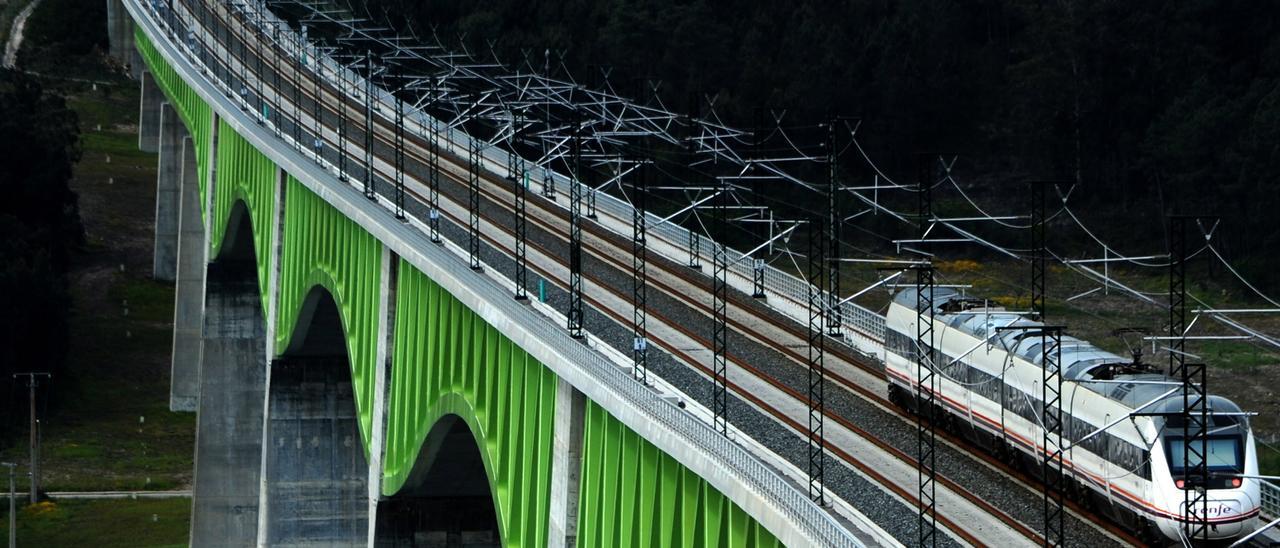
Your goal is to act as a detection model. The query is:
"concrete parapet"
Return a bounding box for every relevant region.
[153,102,182,282]
[189,263,267,547]
[138,70,161,152]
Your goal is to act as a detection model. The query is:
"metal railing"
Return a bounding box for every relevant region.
[1263,480,1279,519]
[128,1,865,545]
[205,0,890,360]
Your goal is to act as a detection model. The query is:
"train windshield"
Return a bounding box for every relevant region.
[1165,436,1243,473]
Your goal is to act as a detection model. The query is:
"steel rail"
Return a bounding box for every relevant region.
[170,4,1145,545]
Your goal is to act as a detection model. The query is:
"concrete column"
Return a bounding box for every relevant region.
[547,380,586,548]
[262,356,369,546]
[130,47,145,81]
[366,247,395,547]
[169,135,204,412]
[255,167,287,548]
[105,0,134,70]
[154,102,183,282]
[260,284,368,545]
[139,71,161,153]
[189,262,267,548]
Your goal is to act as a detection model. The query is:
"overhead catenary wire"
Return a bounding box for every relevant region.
[260,0,1280,378]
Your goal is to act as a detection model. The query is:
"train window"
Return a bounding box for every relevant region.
[974,367,999,403]
[1165,436,1244,473]
[886,329,915,360]
[1019,342,1045,363]
[1109,439,1135,472]
[962,315,988,336]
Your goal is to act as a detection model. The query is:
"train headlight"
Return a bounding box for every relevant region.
[1230,477,1242,488]
[1175,479,1185,489]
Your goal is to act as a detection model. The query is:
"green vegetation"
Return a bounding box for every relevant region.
[0,0,35,53]
[0,77,196,492]
[0,0,193,495]
[15,0,111,80]
[0,70,82,442]
[0,498,190,548]
[1198,340,1280,372]
[1260,441,1280,477]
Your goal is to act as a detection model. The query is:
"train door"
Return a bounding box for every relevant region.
[999,356,1010,450]
[1065,389,1079,487]
[1032,379,1041,461]
[1103,414,1114,506]
[965,366,976,432]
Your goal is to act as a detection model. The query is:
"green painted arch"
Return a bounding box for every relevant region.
[577,401,782,548]
[137,20,791,546]
[275,176,382,453]
[401,394,504,519]
[211,118,277,315]
[386,259,558,548]
[133,28,214,222]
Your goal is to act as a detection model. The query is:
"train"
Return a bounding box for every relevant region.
[882,287,1261,544]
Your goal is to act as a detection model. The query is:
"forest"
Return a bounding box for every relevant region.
[359,0,1280,291]
[0,71,82,439]
[0,0,94,441]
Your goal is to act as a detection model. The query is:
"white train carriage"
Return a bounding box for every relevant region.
[883,288,1261,543]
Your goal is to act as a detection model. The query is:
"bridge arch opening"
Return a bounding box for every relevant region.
[216,199,256,264]
[265,285,369,544]
[375,414,500,547]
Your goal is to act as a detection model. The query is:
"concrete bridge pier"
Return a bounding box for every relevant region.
[154,101,182,282]
[262,289,369,546]
[190,258,268,546]
[130,48,144,81]
[105,0,137,75]
[139,71,161,152]
[188,200,269,546]
[365,248,394,548]
[169,133,205,412]
[549,380,586,548]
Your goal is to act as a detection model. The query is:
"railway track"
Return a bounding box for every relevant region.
[171,3,1144,545]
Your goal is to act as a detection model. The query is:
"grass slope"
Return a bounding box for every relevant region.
[0,498,190,548]
[0,75,196,494]
[0,14,193,548]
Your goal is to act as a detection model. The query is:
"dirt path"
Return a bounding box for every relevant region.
[2,0,41,68]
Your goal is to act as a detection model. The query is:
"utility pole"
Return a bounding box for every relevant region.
[363,50,375,200]
[1168,214,1216,541]
[3,461,14,548]
[14,373,50,504]
[567,108,584,338]
[807,217,826,504]
[914,154,937,547]
[1031,181,1065,546]
[512,111,529,300]
[633,79,654,383]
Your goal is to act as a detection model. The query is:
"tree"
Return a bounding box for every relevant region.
[0,71,82,441]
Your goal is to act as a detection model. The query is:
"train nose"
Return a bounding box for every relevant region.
[1158,499,1252,541]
